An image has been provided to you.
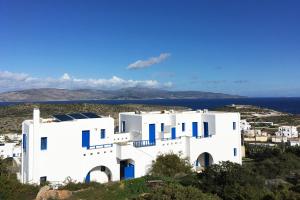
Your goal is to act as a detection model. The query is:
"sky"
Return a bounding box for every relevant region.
[0,0,300,97]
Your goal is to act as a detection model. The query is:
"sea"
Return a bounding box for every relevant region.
[0,98,300,115]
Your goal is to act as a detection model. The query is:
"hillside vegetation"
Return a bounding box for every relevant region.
[2,145,300,200]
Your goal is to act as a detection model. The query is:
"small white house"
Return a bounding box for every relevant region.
[275,126,298,138]
[240,119,251,132]
[21,108,242,185]
[289,138,300,146]
[271,136,288,143]
[4,133,22,142]
[0,142,21,159]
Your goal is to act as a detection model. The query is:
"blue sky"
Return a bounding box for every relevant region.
[0,0,300,97]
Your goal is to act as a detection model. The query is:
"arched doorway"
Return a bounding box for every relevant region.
[85,165,112,183]
[195,152,213,171]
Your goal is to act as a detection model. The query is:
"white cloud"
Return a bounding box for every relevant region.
[0,71,173,92]
[127,53,171,70]
[61,73,71,81]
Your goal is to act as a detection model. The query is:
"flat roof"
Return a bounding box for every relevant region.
[120,109,239,116]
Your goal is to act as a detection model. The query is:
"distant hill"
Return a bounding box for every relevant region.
[0,88,244,102]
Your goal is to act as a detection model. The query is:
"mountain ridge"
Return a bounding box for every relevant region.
[0,88,244,102]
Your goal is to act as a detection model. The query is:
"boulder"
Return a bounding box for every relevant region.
[35,186,72,200]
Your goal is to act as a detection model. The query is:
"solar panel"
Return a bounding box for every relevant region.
[68,113,87,119]
[81,112,100,118]
[53,114,73,122]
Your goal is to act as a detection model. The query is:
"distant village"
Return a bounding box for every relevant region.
[241,119,299,146]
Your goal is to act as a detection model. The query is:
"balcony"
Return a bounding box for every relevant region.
[88,143,113,150]
[161,136,182,141]
[133,140,156,148]
[196,134,213,139]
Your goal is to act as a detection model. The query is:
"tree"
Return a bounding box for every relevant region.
[149,153,192,178]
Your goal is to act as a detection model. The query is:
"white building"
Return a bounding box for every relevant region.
[240,119,251,132]
[289,138,300,146]
[4,133,22,142]
[0,142,21,159]
[275,126,298,138]
[243,129,267,138]
[21,108,242,185]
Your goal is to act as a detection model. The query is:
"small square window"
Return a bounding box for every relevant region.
[41,137,47,150]
[161,123,164,132]
[233,122,236,130]
[101,129,106,139]
[182,123,185,132]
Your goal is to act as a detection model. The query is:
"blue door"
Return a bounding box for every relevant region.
[171,127,176,139]
[82,130,90,148]
[204,122,209,138]
[124,163,135,179]
[149,124,156,143]
[192,122,198,137]
[204,153,210,167]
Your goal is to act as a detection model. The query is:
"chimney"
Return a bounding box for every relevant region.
[33,108,40,125]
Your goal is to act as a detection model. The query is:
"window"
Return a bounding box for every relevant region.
[161,123,164,132]
[234,148,237,156]
[182,123,185,132]
[233,122,236,130]
[122,121,126,132]
[22,134,26,152]
[40,137,47,150]
[40,176,47,185]
[101,129,106,139]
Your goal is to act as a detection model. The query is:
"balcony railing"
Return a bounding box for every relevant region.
[88,143,113,150]
[196,134,213,139]
[161,136,182,141]
[133,140,156,148]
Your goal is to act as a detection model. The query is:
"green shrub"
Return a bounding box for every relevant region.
[0,176,39,200]
[149,153,192,177]
[135,183,220,200]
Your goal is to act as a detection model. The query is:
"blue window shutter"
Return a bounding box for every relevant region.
[22,134,26,152]
[122,121,126,132]
[161,123,164,132]
[192,122,198,137]
[182,123,185,132]
[41,137,47,150]
[233,122,236,130]
[234,148,237,156]
[171,127,176,139]
[82,130,90,148]
[204,122,209,137]
[101,129,105,139]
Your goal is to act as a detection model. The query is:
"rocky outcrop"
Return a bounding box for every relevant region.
[35,186,72,200]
